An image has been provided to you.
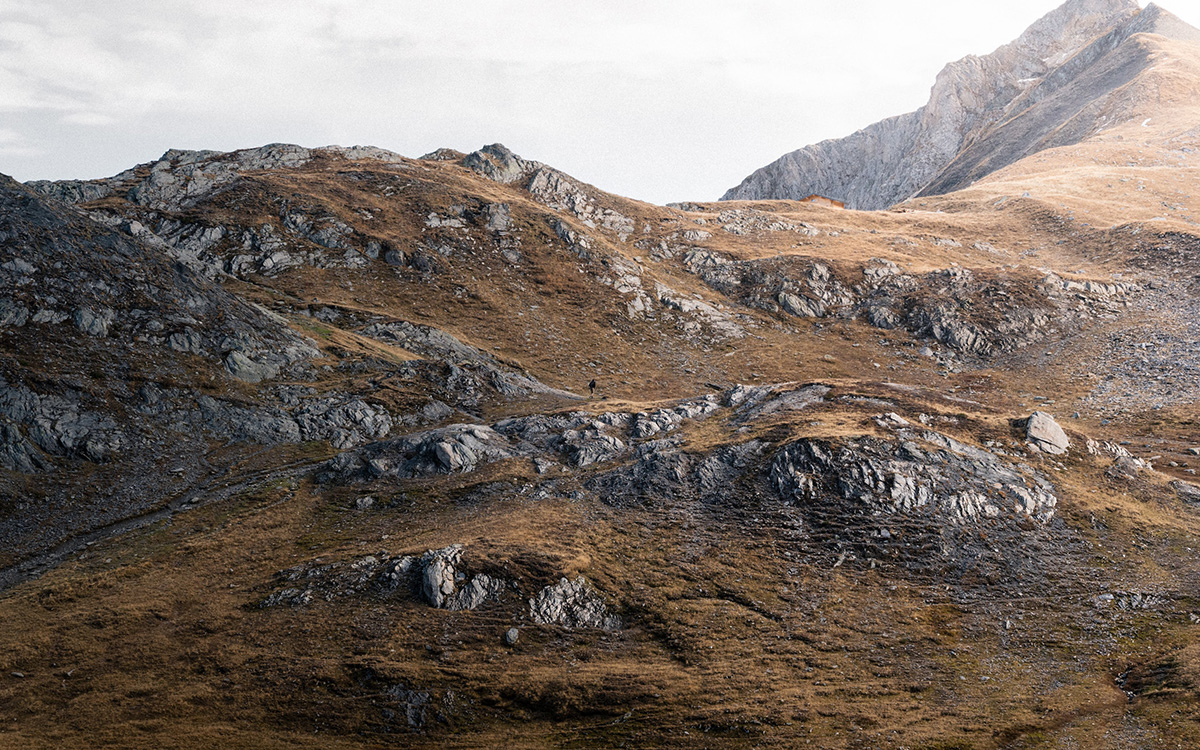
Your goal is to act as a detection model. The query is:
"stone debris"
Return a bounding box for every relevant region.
[1083,278,1200,412]
[263,545,506,612]
[1093,592,1166,610]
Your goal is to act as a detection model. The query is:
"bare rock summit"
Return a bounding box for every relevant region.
[721,0,1199,209]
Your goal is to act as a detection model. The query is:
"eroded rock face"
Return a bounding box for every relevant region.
[722,0,1145,208]
[770,431,1058,526]
[529,576,621,630]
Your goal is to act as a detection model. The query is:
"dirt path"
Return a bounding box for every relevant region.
[0,457,323,594]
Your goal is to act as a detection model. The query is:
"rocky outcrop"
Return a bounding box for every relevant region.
[462,144,634,239]
[0,381,125,468]
[359,320,573,400]
[770,429,1058,526]
[418,546,506,611]
[190,391,390,448]
[681,247,1128,357]
[293,397,392,449]
[529,576,621,630]
[722,0,1163,208]
[263,544,506,612]
[327,424,520,481]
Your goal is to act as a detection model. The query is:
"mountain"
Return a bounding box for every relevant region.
[4,3,1200,746]
[722,0,1200,209]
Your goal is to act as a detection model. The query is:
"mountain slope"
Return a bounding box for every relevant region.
[721,0,1200,209]
[0,175,324,576]
[6,79,1200,748]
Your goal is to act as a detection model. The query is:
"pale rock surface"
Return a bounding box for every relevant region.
[1024,412,1070,455]
[722,0,1150,208]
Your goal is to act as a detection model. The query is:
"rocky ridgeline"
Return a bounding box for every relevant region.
[680,248,1134,356]
[27,142,759,347]
[27,144,436,281]
[721,0,1178,208]
[27,143,408,211]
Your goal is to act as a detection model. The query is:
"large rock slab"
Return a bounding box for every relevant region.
[1023,411,1070,455]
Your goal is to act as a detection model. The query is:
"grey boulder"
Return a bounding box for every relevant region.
[1023,411,1070,455]
[529,576,621,630]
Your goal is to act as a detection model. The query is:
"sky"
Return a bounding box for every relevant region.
[0,0,1195,204]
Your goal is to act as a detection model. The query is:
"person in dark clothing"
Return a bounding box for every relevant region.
[588,379,596,398]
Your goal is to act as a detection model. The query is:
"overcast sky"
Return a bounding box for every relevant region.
[0,0,1193,204]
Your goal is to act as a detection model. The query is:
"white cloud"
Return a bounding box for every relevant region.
[59,111,118,126]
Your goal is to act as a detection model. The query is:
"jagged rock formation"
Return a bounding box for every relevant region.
[528,576,622,630]
[722,1,1199,208]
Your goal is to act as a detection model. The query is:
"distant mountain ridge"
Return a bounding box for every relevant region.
[722,0,1200,209]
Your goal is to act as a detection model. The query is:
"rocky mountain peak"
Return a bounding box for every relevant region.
[722,0,1197,209]
[461,143,542,183]
[1126,2,1200,42]
[1011,0,1139,57]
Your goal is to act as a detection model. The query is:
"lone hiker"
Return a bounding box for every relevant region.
[588,379,596,398]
